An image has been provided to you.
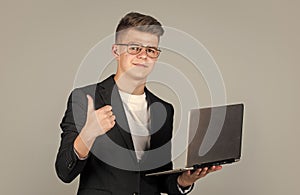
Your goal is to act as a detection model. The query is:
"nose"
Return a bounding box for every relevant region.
[136,48,147,59]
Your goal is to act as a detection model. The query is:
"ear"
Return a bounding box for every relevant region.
[112,44,120,59]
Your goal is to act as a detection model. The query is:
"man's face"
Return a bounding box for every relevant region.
[113,29,160,81]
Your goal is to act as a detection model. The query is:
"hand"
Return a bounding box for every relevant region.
[82,95,116,138]
[74,95,115,158]
[177,166,222,187]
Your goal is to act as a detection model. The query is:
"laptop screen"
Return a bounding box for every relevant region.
[186,104,244,167]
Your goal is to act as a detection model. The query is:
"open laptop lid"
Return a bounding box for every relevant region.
[146,103,244,176]
[186,103,244,168]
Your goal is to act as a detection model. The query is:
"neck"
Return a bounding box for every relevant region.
[114,74,146,95]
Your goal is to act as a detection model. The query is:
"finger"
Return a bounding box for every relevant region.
[111,120,116,127]
[104,115,116,125]
[101,105,113,112]
[191,168,202,176]
[97,110,113,117]
[107,111,113,117]
[198,167,209,177]
[95,105,112,114]
[110,114,116,121]
[216,165,222,170]
[96,110,114,121]
[206,166,216,174]
[207,165,222,173]
[103,117,116,132]
[86,95,95,112]
[183,170,192,176]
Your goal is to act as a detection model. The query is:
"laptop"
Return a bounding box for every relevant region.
[146,103,244,176]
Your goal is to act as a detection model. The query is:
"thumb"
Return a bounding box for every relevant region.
[86,95,95,112]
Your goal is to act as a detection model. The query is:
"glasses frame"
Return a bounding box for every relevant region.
[115,43,161,58]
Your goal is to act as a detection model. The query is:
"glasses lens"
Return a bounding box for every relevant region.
[146,48,160,58]
[127,45,142,55]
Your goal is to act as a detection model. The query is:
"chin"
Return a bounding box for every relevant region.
[127,67,152,80]
[130,73,149,81]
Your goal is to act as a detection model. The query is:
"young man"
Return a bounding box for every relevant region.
[55,12,221,195]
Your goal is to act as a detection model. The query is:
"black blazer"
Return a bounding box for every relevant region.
[55,75,186,195]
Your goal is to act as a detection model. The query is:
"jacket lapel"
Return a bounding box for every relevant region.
[145,88,168,150]
[95,75,137,160]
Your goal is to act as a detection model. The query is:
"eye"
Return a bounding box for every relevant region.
[146,48,156,54]
[128,45,141,53]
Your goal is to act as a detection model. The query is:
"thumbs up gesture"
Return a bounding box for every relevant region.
[84,95,116,137]
[74,95,116,158]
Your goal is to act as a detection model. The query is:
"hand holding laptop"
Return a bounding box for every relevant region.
[177,165,223,187]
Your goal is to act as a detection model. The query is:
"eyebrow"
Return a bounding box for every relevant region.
[126,42,159,48]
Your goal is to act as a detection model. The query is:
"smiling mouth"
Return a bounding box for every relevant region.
[133,63,148,67]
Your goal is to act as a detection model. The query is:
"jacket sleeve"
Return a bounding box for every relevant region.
[164,173,193,195]
[55,89,89,183]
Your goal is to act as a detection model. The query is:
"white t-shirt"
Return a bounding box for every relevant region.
[119,90,150,161]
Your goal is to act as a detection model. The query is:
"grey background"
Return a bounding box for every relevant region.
[1,0,299,194]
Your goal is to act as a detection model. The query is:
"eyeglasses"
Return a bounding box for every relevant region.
[115,43,161,58]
